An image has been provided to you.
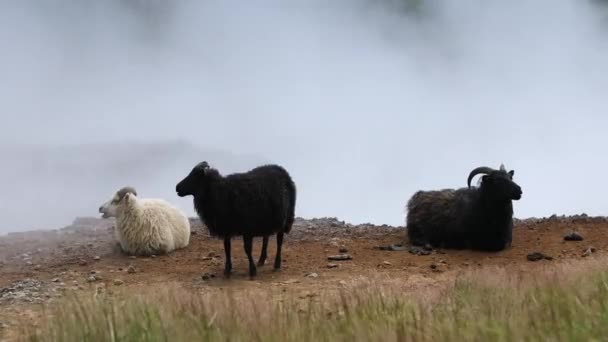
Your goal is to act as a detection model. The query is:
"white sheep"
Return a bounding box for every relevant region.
[98,186,191,256]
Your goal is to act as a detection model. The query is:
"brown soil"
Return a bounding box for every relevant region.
[0,215,606,340]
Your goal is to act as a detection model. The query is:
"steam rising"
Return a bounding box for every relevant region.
[1,0,608,233]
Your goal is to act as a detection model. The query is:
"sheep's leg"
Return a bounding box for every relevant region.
[273,232,284,271]
[243,235,257,279]
[223,237,232,278]
[257,235,269,266]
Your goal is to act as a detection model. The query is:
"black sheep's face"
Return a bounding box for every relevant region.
[482,169,522,201]
[176,161,209,197]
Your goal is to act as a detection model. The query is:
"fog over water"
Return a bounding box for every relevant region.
[1,0,608,233]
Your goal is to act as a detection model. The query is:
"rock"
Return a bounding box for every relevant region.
[113,279,124,286]
[78,259,88,266]
[375,244,407,251]
[51,278,60,283]
[338,280,347,286]
[150,255,157,258]
[564,232,584,241]
[34,265,42,271]
[93,256,101,261]
[305,272,319,278]
[327,254,352,261]
[201,273,216,281]
[409,246,432,256]
[327,263,339,269]
[382,261,392,266]
[527,252,552,261]
[87,276,97,283]
[338,248,348,253]
[201,257,213,261]
[127,265,136,274]
[582,247,596,257]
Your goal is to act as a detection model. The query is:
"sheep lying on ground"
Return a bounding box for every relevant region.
[175,161,297,279]
[99,186,191,256]
[405,164,522,252]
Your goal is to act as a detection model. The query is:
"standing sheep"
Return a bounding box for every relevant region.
[405,164,522,252]
[99,186,191,256]
[175,161,296,279]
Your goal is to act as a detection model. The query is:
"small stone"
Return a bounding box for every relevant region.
[78,260,88,266]
[87,275,97,283]
[382,261,392,266]
[25,261,33,266]
[202,257,213,261]
[129,256,137,259]
[52,278,60,283]
[34,265,42,271]
[305,272,319,278]
[564,232,584,241]
[327,263,339,269]
[127,265,136,274]
[582,247,596,257]
[338,280,347,286]
[527,252,552,261]
[113,279,124,286]
[409,246,432,256]
[327,254,352,261]
[150,255,157,258]
[93,256,101,261]
[201,273,216,281]
[338,248,348,253]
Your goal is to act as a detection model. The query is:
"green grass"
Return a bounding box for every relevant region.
[20,261,608,342]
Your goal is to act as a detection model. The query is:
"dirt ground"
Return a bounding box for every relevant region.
[0,214,606,340]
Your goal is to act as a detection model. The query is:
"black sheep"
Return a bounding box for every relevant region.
[405,164,522,252]
[176,161,297,279]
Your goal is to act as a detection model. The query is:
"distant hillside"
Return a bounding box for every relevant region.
[0,140,268,233]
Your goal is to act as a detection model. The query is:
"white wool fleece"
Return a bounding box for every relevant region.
[114,193,191,256]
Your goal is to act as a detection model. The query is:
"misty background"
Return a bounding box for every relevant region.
[1,0,607,233]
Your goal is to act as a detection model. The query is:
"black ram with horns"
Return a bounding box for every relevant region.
[405,164,522,251]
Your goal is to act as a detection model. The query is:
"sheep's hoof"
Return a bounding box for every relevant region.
[257,260,266,266]
[223,270,232,278]
[273,267,281,272]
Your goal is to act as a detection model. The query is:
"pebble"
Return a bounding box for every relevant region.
[338,247,348,253]
[51,278,60,283]
[527,252,553,261]
[564,232,584,241]
[326,263,339,269]
[113,279,124,286]
[93,256,101,261]
[327,254,352,261]
[201,273,216,281]
[382,261,392,266]
[87,275,97,283]
[305,272,319,278]
[582,247,596,257]
[127,265,136,274]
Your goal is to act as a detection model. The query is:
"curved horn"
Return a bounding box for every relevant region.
[467,166,495,188]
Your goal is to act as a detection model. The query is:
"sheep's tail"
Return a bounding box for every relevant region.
[283,175,297,234]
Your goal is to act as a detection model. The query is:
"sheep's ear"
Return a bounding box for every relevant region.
[508,170,514,177]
